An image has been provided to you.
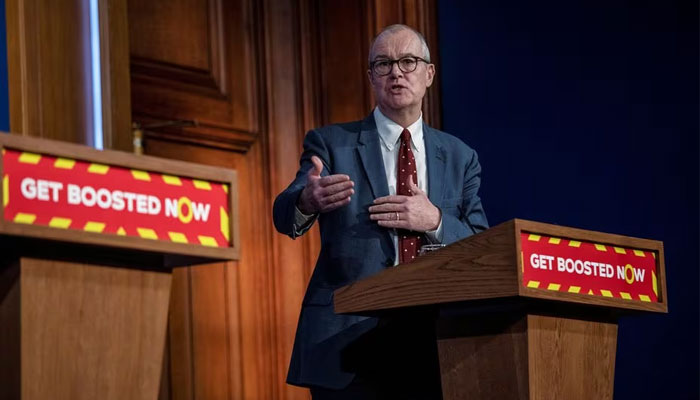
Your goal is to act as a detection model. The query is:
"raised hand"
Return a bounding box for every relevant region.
[368,175,440,232]
[297,155,355,214]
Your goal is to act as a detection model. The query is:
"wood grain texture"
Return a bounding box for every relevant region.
[528,314,617,400]
[435,308,618,400]
[99,0,133,152]
[335,219,668,314]
[18,258,172,400]
[5,0,92,144]
[335,220,520,313]
[129,0,261,151]
[436,313,529,400]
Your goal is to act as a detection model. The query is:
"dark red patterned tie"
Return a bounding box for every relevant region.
[398,129,421,263]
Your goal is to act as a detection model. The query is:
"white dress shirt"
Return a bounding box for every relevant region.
[295,107,443,265]
[373,108,443,265]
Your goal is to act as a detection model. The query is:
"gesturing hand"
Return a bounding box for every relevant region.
[368,175,440,232]
[297,155,354,214]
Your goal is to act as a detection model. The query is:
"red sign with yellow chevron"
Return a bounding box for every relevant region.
[521,232,658,303]
[2,149,231,248]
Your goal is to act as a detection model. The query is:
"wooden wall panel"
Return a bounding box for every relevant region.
[6,0,439,398]
[124,1,440,399]
[128,0,260,151]
[5,0,93,143]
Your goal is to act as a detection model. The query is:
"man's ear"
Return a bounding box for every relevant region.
[425,63,436,87]
[367,69,373,84]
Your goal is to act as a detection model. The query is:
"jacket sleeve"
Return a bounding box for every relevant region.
[440,148,489,244]
[272,129,330,239]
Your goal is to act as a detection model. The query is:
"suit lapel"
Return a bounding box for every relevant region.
[357,114,390,200]
[424,123,446,206]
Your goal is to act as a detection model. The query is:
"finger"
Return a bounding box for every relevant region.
[323,188,354,204]
[321,180,354,195]
[318,174,351,187]
[369,212,399,221]
[308,156,324,178]
[377,220,409,229]
[368,203,403,213]
[407,175,423,196]
[373,195,408,204]
[319,196,352,212]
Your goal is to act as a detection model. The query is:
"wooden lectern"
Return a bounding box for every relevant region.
[0,134,239,400]
[335,219,667,400]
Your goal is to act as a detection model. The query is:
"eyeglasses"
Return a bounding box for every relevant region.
[369,56,429,76]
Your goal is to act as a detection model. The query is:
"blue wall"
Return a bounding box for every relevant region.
[0,0,8,131]
[438,0,698,398]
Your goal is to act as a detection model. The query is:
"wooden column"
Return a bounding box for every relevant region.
[435,311,617,400]
[0,258,171,400]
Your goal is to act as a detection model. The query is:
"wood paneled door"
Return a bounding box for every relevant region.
[8,0,441,398]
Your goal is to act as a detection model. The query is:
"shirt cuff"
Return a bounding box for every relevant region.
[424,216,443,244]
[294,206,317,234]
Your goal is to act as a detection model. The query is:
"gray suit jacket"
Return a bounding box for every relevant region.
[273,113,488,389]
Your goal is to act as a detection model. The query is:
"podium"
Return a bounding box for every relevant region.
[0,134,239,400]
[335,219,667,400]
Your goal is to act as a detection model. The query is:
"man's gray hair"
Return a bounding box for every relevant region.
[368,24,431,65]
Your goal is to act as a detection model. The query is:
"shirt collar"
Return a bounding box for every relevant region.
[373,107,424,152]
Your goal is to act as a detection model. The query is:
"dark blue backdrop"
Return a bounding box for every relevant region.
[438,0,698,398]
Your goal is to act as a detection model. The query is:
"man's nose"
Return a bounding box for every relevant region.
[389,61,403,77]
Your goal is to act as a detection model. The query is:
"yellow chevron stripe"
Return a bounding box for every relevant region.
[620,292,632,300]
[568,286,581,293]
[613,247,627,254]
[49,217,72,229]
[547,283,561,291]
[639,295,651,302]
[131,170,151,181]
[222,184,229,193]
[569,240,581,247]
[162,175,182,186]
[594,244,607,251]
[168,232,188,243]
[198,235,218,247]
[3,174,8,207]
[652,253,656,259]
[633,250,646,257]
[14,213,36,224]
[83,221,106,233]
[116,227,126,236]
[587,289,595,295]
[54,158,76,169]
[88,163,109,174]
[220,206,230,242]
[600,290,613,297]
[193,180,212,190]
[548,237,561,244]
[137,228,158,240]
[652,271,658,297]
[527,281,540,288]
[18,152,41,164]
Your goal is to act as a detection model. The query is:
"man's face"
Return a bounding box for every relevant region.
[367,29,435,115]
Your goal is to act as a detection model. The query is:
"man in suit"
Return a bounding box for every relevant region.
[273,24,488,398]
